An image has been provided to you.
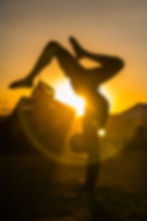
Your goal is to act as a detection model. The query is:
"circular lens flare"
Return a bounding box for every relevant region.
[98,128,106,137]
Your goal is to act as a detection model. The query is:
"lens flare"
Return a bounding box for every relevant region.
[98,128,106,137]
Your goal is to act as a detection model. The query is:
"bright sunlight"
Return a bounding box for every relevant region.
[55,80,86,116]
[55,79,112,116]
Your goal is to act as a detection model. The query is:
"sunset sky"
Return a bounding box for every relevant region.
[0,0,147,115]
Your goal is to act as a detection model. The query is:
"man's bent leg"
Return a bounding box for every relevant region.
[9,41,76,89]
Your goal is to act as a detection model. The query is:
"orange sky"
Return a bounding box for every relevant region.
[0,0,147,115]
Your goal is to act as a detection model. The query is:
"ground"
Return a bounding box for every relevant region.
[0,147,147,221]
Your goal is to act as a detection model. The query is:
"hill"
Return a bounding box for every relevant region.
[118,103,147,121]
[0,81,75,155]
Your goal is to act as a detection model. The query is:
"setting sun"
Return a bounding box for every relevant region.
[55,79,113,116]
[55,80,86,116]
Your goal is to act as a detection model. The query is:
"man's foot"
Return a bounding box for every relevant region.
[69,37,85,59]
[9,77,33,89]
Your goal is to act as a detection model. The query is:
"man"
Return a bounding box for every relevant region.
[10,37,124,190]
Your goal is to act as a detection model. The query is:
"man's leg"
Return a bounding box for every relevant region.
[85,134,100,191]
[9,41,79,88]
[69,37,86,59]
[70,36,124,84]
[9,42,57,88]
[85,158,100,190]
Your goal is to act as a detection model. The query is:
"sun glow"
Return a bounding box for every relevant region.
[55,80,113,116]
[55,80,86,116]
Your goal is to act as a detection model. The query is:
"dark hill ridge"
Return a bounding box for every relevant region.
[1,102,147,124]
[106,103,147,138]
[118,103,147,120]
[0,86,147,155]
[0,81,75,154]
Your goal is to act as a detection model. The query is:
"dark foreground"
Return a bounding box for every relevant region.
[0,147,147,221]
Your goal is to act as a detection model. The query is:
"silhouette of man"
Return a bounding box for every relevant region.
[9,37,124,190]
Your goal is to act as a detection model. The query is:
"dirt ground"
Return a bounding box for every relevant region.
[0,147,147,221]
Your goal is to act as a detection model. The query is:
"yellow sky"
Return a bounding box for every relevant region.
[0,0,147,115]
[0,57,146,115]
